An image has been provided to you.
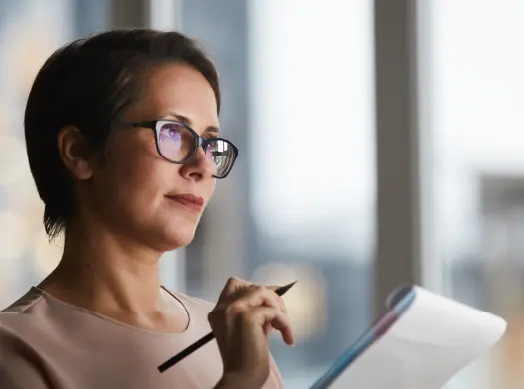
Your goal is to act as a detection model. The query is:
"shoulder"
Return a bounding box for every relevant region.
[0,289,51,389]
[2,287,44,314]
[0,346,50,389]
[0,287,46,337]
[0,345,51,389]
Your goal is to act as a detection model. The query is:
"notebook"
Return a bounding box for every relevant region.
[309,286,507,389]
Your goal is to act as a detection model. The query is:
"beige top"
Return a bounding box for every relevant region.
[0,287,284,389]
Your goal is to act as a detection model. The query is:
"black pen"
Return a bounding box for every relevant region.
[158,281,297,373]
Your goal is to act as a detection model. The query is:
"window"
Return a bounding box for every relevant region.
[0,0,108,307]
[421,1,524,388]
[182,0,376,386]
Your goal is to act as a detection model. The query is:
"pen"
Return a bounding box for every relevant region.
[157,281,297,373]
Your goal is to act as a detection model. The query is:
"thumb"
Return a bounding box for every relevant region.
[264,285,288,314]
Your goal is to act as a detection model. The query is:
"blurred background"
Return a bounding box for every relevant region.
[0,0,523,388]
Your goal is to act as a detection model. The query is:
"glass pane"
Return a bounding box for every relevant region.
[422,1,524,388]
[182,0,375,387]
[0,0,108,308]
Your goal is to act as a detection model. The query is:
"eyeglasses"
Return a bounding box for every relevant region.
[120,120,239,179]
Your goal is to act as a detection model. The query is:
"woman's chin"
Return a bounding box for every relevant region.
[130,215,200,252]
[158,225,197,250]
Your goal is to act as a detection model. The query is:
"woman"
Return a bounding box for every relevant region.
[0,29,294,389]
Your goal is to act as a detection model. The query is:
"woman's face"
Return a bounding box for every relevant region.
[77,63,219,251]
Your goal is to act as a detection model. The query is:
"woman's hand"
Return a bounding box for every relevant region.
[209,277,294,389]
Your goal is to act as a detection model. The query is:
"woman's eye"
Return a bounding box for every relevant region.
[168,129,181,139]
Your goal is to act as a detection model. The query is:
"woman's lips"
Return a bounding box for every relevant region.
[166,193,204,212]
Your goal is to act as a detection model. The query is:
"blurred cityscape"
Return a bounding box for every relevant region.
[0,1,524,388]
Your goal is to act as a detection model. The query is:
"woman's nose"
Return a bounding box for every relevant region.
[179,146,215,180]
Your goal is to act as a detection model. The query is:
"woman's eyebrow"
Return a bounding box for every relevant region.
[165,111,220,134]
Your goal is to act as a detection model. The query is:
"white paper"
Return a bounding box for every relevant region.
[326,286,507,389]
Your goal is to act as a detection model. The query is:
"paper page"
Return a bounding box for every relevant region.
[325,286,507,389]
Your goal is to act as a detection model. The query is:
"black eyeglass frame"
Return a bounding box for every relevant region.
[120,120,239,179]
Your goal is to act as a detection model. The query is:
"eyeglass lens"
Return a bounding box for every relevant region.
[156,121,235,177]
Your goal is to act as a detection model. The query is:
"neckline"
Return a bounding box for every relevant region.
[30,285,192,336]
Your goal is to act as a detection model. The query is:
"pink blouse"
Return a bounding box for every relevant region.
[0,287,284,389]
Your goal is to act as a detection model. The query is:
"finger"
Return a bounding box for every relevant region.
[269,312,294,346]
[238,285,286,314]
[215,285,287,325]
[266,285,288,314]
[218,276,251,302]
[263,322,272,337]
[251,307,295,346]
[214,284,268,317]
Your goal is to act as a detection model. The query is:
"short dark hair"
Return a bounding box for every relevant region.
[24,29,220,240]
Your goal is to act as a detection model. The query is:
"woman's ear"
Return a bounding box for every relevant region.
[57,125,94,180]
